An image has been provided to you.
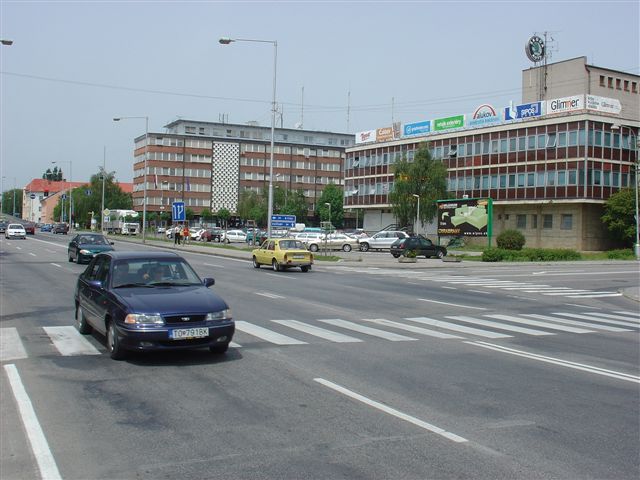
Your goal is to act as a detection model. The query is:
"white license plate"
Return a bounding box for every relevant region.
[169,327,209,340]
[293,254,305,259]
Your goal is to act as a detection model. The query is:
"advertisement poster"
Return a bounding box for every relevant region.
[437,198,492,237]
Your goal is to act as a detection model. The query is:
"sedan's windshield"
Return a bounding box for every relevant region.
[112,259,202,288]
[79,235,109,245]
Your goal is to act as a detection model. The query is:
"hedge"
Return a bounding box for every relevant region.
[482,247,581,262]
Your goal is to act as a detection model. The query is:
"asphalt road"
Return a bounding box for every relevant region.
[1,232,639,479]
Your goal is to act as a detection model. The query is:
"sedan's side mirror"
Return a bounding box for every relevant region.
[88,280,103,289]
[203,277,215,287]
[110,242,115,245]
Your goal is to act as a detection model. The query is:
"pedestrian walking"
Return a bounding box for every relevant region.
[183,224,190,245]
[174,225,181,245]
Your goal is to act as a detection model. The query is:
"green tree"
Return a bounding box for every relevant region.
[316,184,344,228]
[389,142,447,230]
[200,208,213,226]
[602,188,636,245]
[237,190,266,226]
[216,208,231,229]
[186,208,195,222]
[1,189,23,216]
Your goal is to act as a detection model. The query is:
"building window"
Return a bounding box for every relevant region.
[557,171,566,186]
[616,78,622,90]
[608,77,613,88]
[527,135,536,150]
[543,214,553,229]
[632,82,638,93]
[499,175,507,188]
[517,173,525,187]
[546,133,557,148]
[558,132,567,147]
[624,80,630,91]
[527,173,535,186]
[531,214,538,229]
[508,174,516,188]
[561,214,573,230]
[593,170,602,185]
[599,75,605,87]
[516,214,527,229]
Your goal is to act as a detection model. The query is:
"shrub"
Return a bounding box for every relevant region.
[606,249,634,260]
[496,229,526,250]
[405,249,417,258]
[481,248,506,262]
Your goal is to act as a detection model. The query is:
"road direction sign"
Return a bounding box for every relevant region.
[271,214,296,228]
[172,202,186,221]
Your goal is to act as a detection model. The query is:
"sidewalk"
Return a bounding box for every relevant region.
[112,234,640,301]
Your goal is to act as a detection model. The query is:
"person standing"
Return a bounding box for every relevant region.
[183,224,190,245]
[174,224,181,245]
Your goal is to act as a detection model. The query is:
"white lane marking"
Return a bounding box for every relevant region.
[465,341,640,384]
[469,290,491,295]
[203,262,225,268]
[417,298,486,310]
[50,263,62,268]
[234,321,306,345]
[319,319,417,341]
[49,262,75,273]
[3,364,63,480]
[0,328,28,362]
[541,290,590,295]
[500,285,553,290]
[42,326,101,356]
[230,341,242,348]
[361,318,463,339]
[405,317,511,339]
[485,314,593,333]
[616,310,640,317]
[447,315,554,336]
[272,320,362,343]
[263,272,297,280]
[314,378,468,443]
[29,252,36,257]
[27,238,66,249]
[579,312,640,323]
[15,246,22,250]
[564,303,601,309]
[441,286,457,290]
[255,292,286,299]
[46,249,56,254]
[523,314,629,332]
[566,293,623,298]
[551,312,639,328]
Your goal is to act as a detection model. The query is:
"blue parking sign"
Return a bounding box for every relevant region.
[172,202,185,221]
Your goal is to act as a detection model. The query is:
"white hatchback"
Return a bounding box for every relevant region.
[223,230,247,243]
[5,223,27,239]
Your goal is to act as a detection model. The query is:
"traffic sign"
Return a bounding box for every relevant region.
[172,202,186,221]
[61,194,67,200]
[103,209,110,216]
[29,193,36,199]
[85,189,92,196]
[271,214,296,228]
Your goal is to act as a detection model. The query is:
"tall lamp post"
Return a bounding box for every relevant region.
[101,146,107,234]
[52,160,72,231]
[412,194,420,235]
[219,36,277,237]
[114,116,149,243]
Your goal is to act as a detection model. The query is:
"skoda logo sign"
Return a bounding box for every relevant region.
[181,317,190,322]
[526,35,545,63]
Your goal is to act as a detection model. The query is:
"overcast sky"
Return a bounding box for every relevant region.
[1,0,638,190]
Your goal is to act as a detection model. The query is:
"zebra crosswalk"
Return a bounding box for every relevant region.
[327,267,623,299]
[1,310,638,361]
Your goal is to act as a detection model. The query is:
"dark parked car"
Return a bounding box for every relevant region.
[22,222,36,235]
[68,233,115,264]
[390,236,448,259]
[200,228,224,242]
[40,223,53,232]
[0,221,7,233]
[74,251,234,359]
[53,223,69,234]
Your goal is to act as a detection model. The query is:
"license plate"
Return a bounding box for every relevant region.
[169,327,209,340]
[293,254,305,259]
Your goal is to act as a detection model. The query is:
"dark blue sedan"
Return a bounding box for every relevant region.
[74,251,234,359]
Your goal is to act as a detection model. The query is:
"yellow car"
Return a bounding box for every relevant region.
[252,238,313,272]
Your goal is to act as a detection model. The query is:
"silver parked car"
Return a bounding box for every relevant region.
[358,230,410,252]
[306,233,360,252]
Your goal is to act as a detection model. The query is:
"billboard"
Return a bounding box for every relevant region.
[403,120,431,137]
[468,104,501,128]
[355,130,377,144]
[586,95,622,115]
[376,126,395,142]
[547,95,584,115]
[504,101,543,121]
[434,115,465,132]
[437,198,492,237]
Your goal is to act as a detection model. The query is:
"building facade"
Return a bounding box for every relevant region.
[22,179,85,224]
[128,121,354,221]
[345,58,639,250]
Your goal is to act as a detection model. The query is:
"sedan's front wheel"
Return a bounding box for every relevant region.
[359,243,370,252]
[342,244,352,252]
[68,253,74,263]
[272,259,280,272]
[107,320,126,360]
[253,257,261,269]
[75,306,92,334]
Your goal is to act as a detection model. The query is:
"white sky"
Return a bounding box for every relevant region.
[1,0,638,189]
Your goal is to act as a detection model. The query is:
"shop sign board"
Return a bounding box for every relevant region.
[468,104,501,128]
[586,95,622,115]
[355,129,377,144]
[504,101,543,121]
[376,126,394,142]
[547,95,584,115]
[402,120,431,137]
[433,115,465,132]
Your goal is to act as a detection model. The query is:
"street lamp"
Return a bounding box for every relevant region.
[114,116,149,243]
[1,39,13,46]
[412,194,420,235]
[52,160,72,230]
[219,36,277,237]
[100,146,107,234]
